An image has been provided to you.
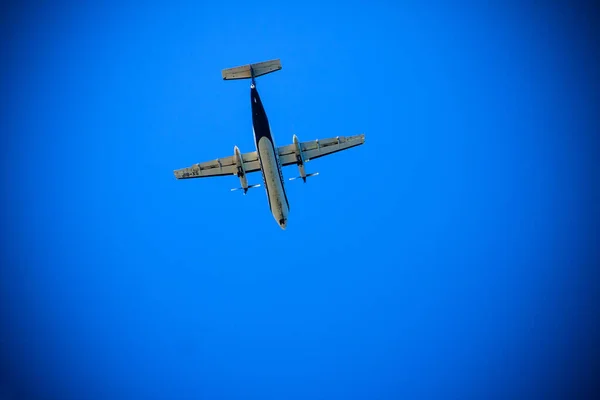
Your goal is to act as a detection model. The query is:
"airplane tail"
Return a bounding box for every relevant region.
[222,59,282,81]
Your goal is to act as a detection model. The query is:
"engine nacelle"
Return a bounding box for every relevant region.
[292,134,307,181]
[234,145,249,191]
[231,146,261,194]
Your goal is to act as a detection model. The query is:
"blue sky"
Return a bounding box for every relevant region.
[1,2,598,399]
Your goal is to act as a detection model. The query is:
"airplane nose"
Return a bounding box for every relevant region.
[278,218,287,230]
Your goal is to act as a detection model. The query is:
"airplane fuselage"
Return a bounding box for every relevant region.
[251,84,289,229]
[173,59,365,230]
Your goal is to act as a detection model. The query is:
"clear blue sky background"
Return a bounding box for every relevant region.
[1,2,598,399]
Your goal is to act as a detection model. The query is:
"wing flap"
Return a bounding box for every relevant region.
[241,151,261,173]
[277,144,297,167]
[279,153,298,167]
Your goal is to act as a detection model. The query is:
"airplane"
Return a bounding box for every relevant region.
[173,59,365,229]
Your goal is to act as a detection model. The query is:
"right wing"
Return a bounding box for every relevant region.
[174,151,261,179]
[278,134,365,166]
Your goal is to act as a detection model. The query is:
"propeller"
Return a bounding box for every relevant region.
[231,184,261,194]
[289,172,319,182]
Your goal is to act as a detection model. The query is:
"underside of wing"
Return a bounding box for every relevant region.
[278,134,365,166]
[174,150,261,179]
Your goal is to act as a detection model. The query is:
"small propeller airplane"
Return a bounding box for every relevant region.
[173,59,365,229]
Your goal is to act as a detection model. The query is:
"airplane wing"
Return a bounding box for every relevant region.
[278,134,365,166]
[174,150,261,179]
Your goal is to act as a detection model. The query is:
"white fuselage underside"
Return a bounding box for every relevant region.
[257,136,289,229]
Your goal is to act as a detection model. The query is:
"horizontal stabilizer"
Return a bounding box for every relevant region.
[222,59,282,80]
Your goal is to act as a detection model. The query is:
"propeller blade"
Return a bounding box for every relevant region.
[232,184,261,192]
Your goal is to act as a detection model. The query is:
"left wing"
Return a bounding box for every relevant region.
[174,151,261,179]
[278,134,365,166]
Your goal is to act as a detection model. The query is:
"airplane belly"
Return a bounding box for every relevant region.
[257,137,289,229]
